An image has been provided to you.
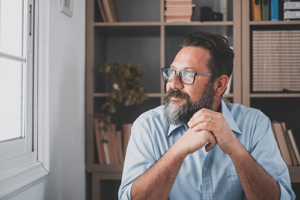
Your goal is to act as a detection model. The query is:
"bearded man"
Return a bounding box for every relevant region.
[118,31,295,200]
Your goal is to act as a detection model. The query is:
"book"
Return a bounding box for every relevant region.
[97,0,108,22]
[251,0,262,21]
[281,123,298,165]
[284,11,300,20]
[123,124,132,157]
[165,4,195,8]
[102,0,114,22]
[271,124,277,141]
[288,129,300,165]
[270,0,279,21]
[107,124,119,164]
[101,126,111,165]
[284,1,300,10]
[165,15,192,22]
[116,130,124,164]
[261,0,270,21]
[165,11,193,16]
[109,0,119,22]
[165,7,193,13]
[272,121,293,165]
[165,0,192,6]
[94,118,106,164]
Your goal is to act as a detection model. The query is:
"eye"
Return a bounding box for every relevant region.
[182,71,194,83]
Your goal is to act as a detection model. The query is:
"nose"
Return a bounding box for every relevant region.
[169,74,183,90]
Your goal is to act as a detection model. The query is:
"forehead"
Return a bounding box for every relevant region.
[171,46,210,72]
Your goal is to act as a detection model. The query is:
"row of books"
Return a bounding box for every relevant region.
[251,0,300,21]
[165,0,195,22]
[97,0,118,22]
[252,30,300,92]
[94,118,132,165]
[271,121,300,166]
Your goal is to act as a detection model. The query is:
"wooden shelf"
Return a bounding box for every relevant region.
[94,93,234,98]
[94,93,163,98]
[93,21,234,27]
[86,164,123,173]
[289,166,300,183]
[164,21,234,26]
[250,21,300,25]
[94,22,161,26]
[250,93,300,98]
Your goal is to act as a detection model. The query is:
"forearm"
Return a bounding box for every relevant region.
[230,142,280,200]
[131,143,187,200]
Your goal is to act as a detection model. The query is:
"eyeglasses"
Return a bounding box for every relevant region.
[161,68,214,85]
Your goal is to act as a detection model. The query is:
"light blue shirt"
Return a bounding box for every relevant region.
[118,100,296,200]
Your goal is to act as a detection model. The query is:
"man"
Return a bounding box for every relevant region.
[118,31,295,200]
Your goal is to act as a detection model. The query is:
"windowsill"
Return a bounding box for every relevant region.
[0,162,49,199]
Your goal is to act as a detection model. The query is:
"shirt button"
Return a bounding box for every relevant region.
[204,166,207,171]
[206,194,209,199]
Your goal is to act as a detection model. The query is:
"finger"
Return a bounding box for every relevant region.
[188,109,219,127]
[205,134,217,152]
[192,121,216,133]
[188,114,207,128]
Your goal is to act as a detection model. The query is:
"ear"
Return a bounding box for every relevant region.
[214,75,229,96]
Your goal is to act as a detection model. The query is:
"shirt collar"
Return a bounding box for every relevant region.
[221,100,242,135]
[166,100,242,137]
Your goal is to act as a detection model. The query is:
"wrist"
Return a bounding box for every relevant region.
[170,141,189,162]
[228,141,246,160]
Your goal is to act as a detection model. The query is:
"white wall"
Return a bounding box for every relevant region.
[44,0,86,199]
[8,0,86,199]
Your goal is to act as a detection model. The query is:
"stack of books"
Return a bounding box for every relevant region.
[252,30,300,92]
[271,121,300,166]
[251,0,300,21]
[97,0,119,22]
[165,0,195,22]
[94,118,132,165]
[284,1,300,21]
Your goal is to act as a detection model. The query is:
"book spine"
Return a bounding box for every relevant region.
[261,0,270,21]
[288,130,300,164]
[270,0,279,21]
[251,0,262,21]
[272,121,293,165]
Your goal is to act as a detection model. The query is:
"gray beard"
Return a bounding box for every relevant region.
[164,82,215,125]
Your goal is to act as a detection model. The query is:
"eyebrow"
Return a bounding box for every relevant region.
[170,65,194,71]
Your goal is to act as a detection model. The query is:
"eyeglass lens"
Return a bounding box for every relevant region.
[163,68,194,84]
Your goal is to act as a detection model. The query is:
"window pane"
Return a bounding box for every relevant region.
[0,0,24,57]
[0,57,23,141]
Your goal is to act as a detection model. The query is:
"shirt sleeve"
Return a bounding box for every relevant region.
[250,111,296,200]
[118,116,157,200]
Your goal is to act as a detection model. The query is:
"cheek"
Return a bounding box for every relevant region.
[188,86,205,102]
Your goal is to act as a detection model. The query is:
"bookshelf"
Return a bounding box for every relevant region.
[86,0,240,199]
[241,0,300,196]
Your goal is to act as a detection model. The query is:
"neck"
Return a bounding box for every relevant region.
[213,97,221,112]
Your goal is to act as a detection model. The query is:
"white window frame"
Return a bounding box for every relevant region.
[0,0,50,198]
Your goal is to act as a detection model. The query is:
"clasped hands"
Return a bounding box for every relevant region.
[176,108,240,156]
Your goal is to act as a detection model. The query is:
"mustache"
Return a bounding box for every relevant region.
[165,89,190,100]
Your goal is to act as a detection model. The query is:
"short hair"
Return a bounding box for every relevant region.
[178,31,234,81]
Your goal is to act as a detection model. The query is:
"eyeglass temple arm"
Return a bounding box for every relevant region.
[195,73,214,77]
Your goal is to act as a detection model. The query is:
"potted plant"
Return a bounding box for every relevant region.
[96,62,148,142]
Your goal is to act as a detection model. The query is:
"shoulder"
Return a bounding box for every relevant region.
[132,105,168,132]
[225,102,267,121]
[135,105,165,124]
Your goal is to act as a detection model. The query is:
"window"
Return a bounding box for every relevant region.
[0,0,49,198]
[0,0,33,160]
